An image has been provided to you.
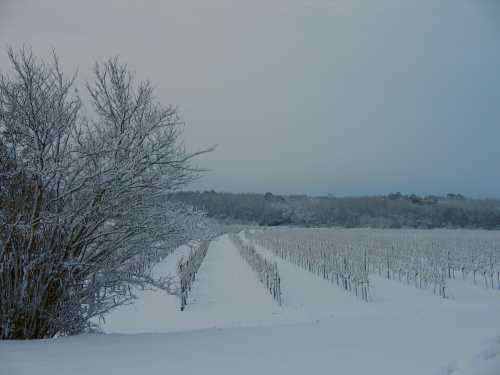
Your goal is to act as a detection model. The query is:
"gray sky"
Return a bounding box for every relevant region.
[1,0,500,197]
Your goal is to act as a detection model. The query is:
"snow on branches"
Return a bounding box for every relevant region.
[0,47,213,339]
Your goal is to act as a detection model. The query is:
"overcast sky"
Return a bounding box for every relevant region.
[1,0,500,197]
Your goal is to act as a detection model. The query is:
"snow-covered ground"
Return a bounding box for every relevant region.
[2,233,500,375]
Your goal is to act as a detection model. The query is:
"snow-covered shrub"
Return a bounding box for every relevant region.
[0,48,213,339]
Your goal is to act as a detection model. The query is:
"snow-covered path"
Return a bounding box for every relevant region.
[183,234,282,327]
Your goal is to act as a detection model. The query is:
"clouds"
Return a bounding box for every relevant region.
[1,0,500,197]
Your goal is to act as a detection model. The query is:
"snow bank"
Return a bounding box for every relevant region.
[437,336,500,375]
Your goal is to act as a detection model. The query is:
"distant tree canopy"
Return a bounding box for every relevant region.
[171,191,500,229]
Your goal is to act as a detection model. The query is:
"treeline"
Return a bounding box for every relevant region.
[171,191,500,229]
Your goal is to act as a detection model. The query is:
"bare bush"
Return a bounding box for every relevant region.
[0,47,213,339]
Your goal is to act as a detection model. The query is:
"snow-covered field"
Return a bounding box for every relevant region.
[2,233,500,375]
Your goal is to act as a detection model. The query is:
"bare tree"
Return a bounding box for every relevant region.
[0,47,214,339]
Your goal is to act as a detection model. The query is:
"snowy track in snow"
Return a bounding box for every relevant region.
[182,235,282,327]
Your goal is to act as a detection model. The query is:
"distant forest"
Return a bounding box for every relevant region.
[172,191,500,229]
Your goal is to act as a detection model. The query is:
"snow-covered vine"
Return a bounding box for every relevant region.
[229,234,282,305]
